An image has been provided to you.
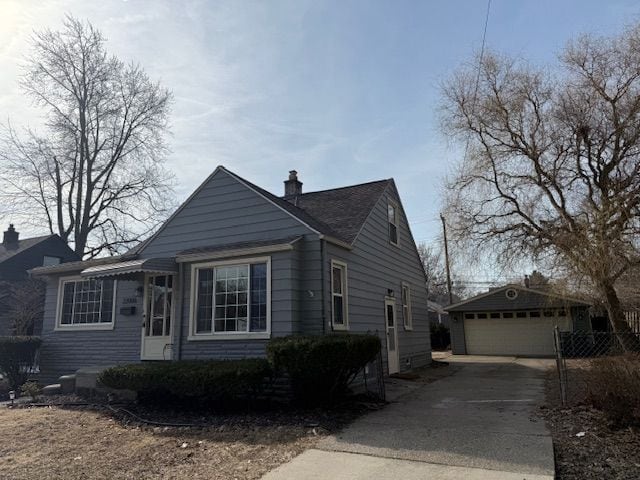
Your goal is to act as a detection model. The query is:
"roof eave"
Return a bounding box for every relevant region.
[319,234,353,250]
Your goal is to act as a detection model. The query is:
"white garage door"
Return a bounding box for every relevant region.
[464,314,572,356]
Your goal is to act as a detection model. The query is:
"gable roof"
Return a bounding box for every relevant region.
[130,166,392,256]
[444,284,591,312]
[0,234,55,264]
[293,180,391,244]
[223,168,391,245]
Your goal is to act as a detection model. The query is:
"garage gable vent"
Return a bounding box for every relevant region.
[505,288,518,300]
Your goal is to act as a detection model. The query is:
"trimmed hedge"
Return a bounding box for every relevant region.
[99,359,272,408]
[267,334,381,405]
[0,336,42,390]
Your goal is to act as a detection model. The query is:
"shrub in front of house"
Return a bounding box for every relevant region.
[99,359,272,409]
[0,336,42,391]
[586,353,640,427]
[267,334,381,405]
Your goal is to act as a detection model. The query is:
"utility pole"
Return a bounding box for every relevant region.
[440,214,453,305]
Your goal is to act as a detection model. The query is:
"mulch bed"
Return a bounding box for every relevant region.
[541,361,640,480]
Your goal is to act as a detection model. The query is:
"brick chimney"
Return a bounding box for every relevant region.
[3,224,19,250]
[284,170,303,203]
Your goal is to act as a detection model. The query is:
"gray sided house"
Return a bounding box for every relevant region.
[0,225,79,336]
[445,284,591,357]
[32,167,431,383]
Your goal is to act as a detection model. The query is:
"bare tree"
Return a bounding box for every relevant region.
[442,24,640,334]
[0,15,174,257]
[0,280,46,336]
[417,242,465,304]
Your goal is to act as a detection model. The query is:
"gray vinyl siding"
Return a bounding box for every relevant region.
[139,169,314,257]
[299,238,324,335]
[450,313,466,354]
[177,249,299,360]
[38,276,142,384]
[324,184,431,373]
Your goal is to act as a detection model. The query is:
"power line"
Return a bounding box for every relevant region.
[462,0,492,167]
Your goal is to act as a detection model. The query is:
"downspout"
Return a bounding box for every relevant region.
[320,237,328,334]
[175,262,185,360]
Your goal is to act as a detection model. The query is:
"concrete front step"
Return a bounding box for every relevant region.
[59,374,76,394]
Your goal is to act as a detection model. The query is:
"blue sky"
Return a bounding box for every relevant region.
[2,0,640,275]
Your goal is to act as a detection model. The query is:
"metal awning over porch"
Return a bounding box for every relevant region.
[80,257,177,279]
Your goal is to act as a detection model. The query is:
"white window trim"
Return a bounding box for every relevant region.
[388,200,400,247]
[330,259,349,330]
[401,281,413,330]
[55,275,117,331]
[188,256,272,341]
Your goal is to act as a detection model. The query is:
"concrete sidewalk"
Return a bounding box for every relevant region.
[262,356,555,480]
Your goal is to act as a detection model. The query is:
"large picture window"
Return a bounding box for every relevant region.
[331,260,348,330]
[57,278,116,328]
[192,258,270,337]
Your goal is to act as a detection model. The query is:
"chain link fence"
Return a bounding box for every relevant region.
[553,327,640,405]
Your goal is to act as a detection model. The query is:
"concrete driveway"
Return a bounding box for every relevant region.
[263,356,555,480]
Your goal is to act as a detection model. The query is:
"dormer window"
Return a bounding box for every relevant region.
[388,201,399,246]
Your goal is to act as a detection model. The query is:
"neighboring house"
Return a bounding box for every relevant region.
[427,300,448,328]
[445,284,591,356]
[32,167,431,383]
[0,224,79,336]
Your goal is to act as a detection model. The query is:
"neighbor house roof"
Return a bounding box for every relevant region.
[0,235,55,264]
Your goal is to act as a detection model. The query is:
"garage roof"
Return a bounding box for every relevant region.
[444,284,591,312]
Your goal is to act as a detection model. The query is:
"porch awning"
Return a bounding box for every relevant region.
[80,257,177,279]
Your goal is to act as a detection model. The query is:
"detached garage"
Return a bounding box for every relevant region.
[445,285,591,357]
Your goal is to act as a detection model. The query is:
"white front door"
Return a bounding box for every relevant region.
[385,297,400,374]
[141,274,174,360]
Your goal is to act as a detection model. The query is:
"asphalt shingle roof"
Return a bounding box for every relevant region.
[224,168,391,244]
[293,180,391,244]
[0,235,54,264]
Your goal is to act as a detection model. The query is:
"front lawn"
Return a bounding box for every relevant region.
[542,361,640,480]
[0,403,363,480]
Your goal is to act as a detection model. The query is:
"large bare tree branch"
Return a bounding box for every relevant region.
[442,24,640,336]
[0,15,175,257]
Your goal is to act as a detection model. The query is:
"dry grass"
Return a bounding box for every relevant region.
[542,361,640,480]
[0,406,321,480]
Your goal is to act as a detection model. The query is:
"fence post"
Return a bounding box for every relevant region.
[553,326,567,406]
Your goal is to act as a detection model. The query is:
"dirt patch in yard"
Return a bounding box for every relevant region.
[0,402,371,480]
[541,361,640,480]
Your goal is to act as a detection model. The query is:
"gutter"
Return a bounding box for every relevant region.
[320,237,327,334]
